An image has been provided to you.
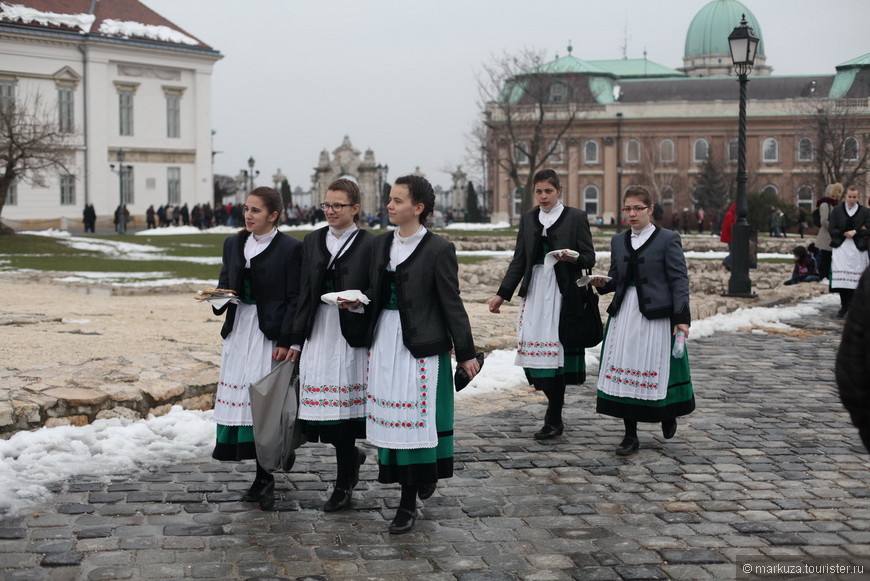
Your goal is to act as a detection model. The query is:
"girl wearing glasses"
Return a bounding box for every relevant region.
[590,186,694,456]
[289,178,374,512]
[489,169,596,440]
[364,174,479,534]
[211,187,302,505]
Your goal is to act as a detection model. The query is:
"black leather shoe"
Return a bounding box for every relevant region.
[323,487,353,512]
[662,419,677,440]
[350,447,365,489]
[534,423,564,440]
[241,477,274,502]
[418,483,437,500]
[615,436,640,456]
[388,508,417,534]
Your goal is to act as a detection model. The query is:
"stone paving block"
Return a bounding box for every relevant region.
[40,551,84,567]
[85,566,135,580]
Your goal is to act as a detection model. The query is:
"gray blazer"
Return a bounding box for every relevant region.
[599,227,691,326]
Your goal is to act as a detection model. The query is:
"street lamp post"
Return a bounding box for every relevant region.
[725,14,759,297]
[615,112,623,232]
[246,156,259,192]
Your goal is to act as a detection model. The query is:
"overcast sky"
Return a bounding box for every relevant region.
[142,0,868,193]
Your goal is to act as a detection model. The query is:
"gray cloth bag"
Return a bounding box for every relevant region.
[249,360,305,473]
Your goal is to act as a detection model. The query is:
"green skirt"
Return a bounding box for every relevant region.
[596,321,695,423]
[377,352,454,486]
[524,347,586,390]
[212,425,257,461]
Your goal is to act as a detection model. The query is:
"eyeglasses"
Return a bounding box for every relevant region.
[320,203,353,212]
[621,205,650,214]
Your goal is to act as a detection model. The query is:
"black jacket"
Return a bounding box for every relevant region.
[496,206,596,300]
[829,203,870,251]
[290,227,373,347]
[365,230,476,362]
[213,230,303,348]
[837,269,870,452]
[598,227,691,326]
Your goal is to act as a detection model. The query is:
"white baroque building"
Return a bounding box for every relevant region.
[0,0,222,229]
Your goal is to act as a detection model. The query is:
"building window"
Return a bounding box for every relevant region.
[549,140,564,165]
[762,184,779,197]
[728,138,738,163]
[583,184,599,215]
[0,80,14,110]
[512,187,522,218]
[798,138,813,162]
[549,82,567,104]
[57,85,74,133]
[121,167,135,205]
[762,137,779,163]
[659,139,675,163]
[6,181,16,205]
[514,141,529,165]
[167,167,181,204]
[584,140,599,164]
[660,185,675,208]
[60,174,76,205]
[693,139,709,163]
[625,139,641,164]
[843,137,859,161]
[166,93,181,138]
[119,89,134,136]
[797,185,814,212]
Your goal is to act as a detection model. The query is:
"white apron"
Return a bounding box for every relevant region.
[365,310,440,450]
[298,303,367,420]
[597,287,671,401]
[831,238,869,290]
[213,302,276,426]
[515,262,563,369]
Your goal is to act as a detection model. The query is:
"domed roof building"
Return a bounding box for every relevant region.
[682,0,771,77]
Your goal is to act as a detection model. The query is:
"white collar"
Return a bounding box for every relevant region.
[394,224,426,244]
[631,223,655,237]
[252,228,277,242]
[329,223,357,239]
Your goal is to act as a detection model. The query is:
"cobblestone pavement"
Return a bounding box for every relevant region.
[2,299,869,581]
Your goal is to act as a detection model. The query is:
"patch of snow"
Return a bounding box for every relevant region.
[0,2,94,33]
[99,19,198,45]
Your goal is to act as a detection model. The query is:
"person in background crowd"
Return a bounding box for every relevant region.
[797,207,807,239]
[696,207,705,234]
[363,174,479,534]
[829,184,870,317]
[82,204,96,233]
[146,205,156,229]
[289,178,373,513]
[783,245,820,285]
[720,203,736,271]
[210,186,302,509]
[837,269,870,453]
[815,183,842,282]
[591,186,694,456]
[489,169,596,440]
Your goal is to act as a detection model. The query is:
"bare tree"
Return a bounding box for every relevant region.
[477,47,584,213]
[638,136,682,206]
[798,98,870,190]
[0,94,76,233]
[213,174,238,205]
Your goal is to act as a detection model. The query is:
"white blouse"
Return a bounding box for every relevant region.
[390,225,427,270]
[244,228,277,268]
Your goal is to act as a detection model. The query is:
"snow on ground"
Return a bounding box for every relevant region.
[0,292,842,515]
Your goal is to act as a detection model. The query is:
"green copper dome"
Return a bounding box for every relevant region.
[684,0,765,58]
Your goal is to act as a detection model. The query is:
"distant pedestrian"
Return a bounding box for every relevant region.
[146,205,156,229]
[815,183,841,281]
[696,207,705,234]
[837,268,870,453]
[797,208,807,239]
[720,203,736,271]
[829,184,870,317]
[591,186,694,456]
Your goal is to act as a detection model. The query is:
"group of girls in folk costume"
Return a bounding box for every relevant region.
[362,175,480,534]
[209,176,479,535]
[591,186,694,456]
[288,179,373,513]
[210,187,302,504]
[489,169,595,440]
[828,183,870,317]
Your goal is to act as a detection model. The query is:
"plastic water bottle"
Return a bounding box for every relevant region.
[672,330,686,359]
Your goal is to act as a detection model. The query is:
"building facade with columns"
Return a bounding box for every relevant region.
[485,0,870,225]
[311,136,387,218]
[0,0,221,229]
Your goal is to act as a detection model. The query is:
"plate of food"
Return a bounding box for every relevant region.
[195,288,239,304]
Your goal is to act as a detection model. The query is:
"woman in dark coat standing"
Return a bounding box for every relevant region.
[289,178,373,512]
[489,169,596,440]
[211,186,302,506]
[591,186,694,455]
[362,174,479,534]
[828,184,870,317]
